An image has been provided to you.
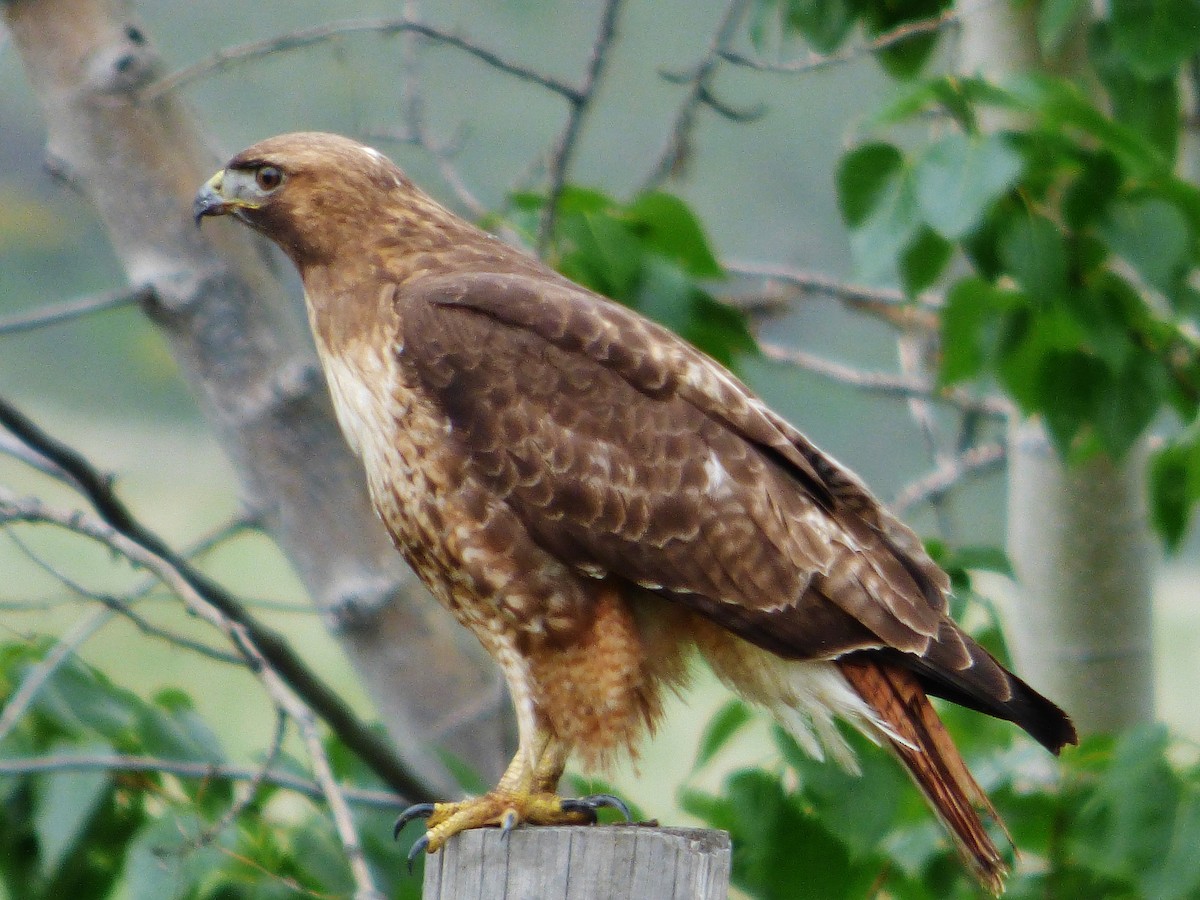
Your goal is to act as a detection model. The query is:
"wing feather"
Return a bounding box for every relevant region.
[398,272,946,659]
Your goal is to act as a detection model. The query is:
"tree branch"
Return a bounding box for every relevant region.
[0,284,152,335]
[725,260,942,330]
[892,441,1006,514]
[643,0,751,188]
[146,17,581,103]
[0,396,436,803]
[757,341,1011,417]
[0,752,402,810]
[719,9,959,75]
[537,0,625,252]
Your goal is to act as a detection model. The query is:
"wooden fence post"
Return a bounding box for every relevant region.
[422,825,731,900]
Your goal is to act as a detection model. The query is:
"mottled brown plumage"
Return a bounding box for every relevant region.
[196,132,1076,894]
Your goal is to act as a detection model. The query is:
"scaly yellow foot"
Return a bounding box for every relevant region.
[394,791,631,868]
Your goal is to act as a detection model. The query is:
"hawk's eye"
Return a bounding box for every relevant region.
[255,165,283,191]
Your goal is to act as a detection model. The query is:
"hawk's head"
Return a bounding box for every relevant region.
[194,131,425,266]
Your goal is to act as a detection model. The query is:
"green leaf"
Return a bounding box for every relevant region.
[1062,151,1122,231]
[625,192,723,279]
[558,208,644,299]
[1110,0,1200,79]
[1091,23,1181,160]
[940,277,1004,384]
[914,132,1023,239]
[998,212,1069,304]
[1101,197,1190,298]
[139,691,225,764]
[33,740,112,881]
[942,544,1015,577]
[1009,74,1165,176]
[845,161,921,284]
[693,700,753,770]
[899,226,952,294]
[1095,352,1164,457]
[1149,437,1200,549]
[836,143,904,228]
[1037,350,1109,454]
[784,0,856,53]
[1038,0,1088,55]
[1141,785,1200,900]
[124,813,226,900]
[634,258,756,367]
[862,0,952,80]
[31,656,139,741]
[773,725,904,859]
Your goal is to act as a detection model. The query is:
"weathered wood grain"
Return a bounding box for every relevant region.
[423,826,730,900]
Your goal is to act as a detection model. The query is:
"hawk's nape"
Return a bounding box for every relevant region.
[196,131,1076,894]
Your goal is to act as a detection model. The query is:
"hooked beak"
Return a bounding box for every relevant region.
[193,170,231,226]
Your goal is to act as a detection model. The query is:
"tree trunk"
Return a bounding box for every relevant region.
[3,0,510,789]
[956,0,1157,732]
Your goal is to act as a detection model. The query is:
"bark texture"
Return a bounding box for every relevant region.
[3,0,510,789]
[957,0,1157,732]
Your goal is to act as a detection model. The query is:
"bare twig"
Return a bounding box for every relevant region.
[193,709,288,849]
[1,527,243,665]
[284,675,385,900]
[147,17,581,103]
[0,396,436,803]
[0,488,384,898]
[897,330,954,537]
[759,341,1011,417]
[538,0,625,253]
[720,9,959,76]
[725,260,943,330]
[643,0,752,188]
[369,0,490,219]
[892,441,1007,514]
[0,284,151,335]
[0,752,402,810]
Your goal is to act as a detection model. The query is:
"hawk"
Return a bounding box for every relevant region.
[195,132,1075,894]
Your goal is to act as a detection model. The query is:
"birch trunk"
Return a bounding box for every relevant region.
[956,0,1157,732]
[3,0,509,789]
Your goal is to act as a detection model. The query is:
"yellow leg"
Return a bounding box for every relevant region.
[395,728,630,860]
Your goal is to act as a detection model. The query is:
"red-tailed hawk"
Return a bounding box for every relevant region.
[195,132,1075,894]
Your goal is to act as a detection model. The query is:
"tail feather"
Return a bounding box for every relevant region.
[838,658,1010,896]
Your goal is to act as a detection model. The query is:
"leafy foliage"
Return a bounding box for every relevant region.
[0,641,420,900]
[686,708,1200,899]
[828,23,1200,547]
[509,187,757,369]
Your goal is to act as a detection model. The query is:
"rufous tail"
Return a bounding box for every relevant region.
[838,658,1010,896]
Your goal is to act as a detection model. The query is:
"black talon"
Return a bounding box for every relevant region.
[499,808,518,841]
[561,793,633,824]
[394,802,436,839]
[406,833,430,873]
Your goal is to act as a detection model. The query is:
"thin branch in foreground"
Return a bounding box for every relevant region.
[537,0,625,253]
[759,341,1011,418]
[0,488,382,899]
[725,260,942,330]
[0,752,403,810]
[192,708,288,850]
[0,396,436,803]
[719,9,959,76]
[0,284,152,336]
[892,441,1006,515]
[643,0,751,189]
[1,526,244,666]
[146,17,580,103]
